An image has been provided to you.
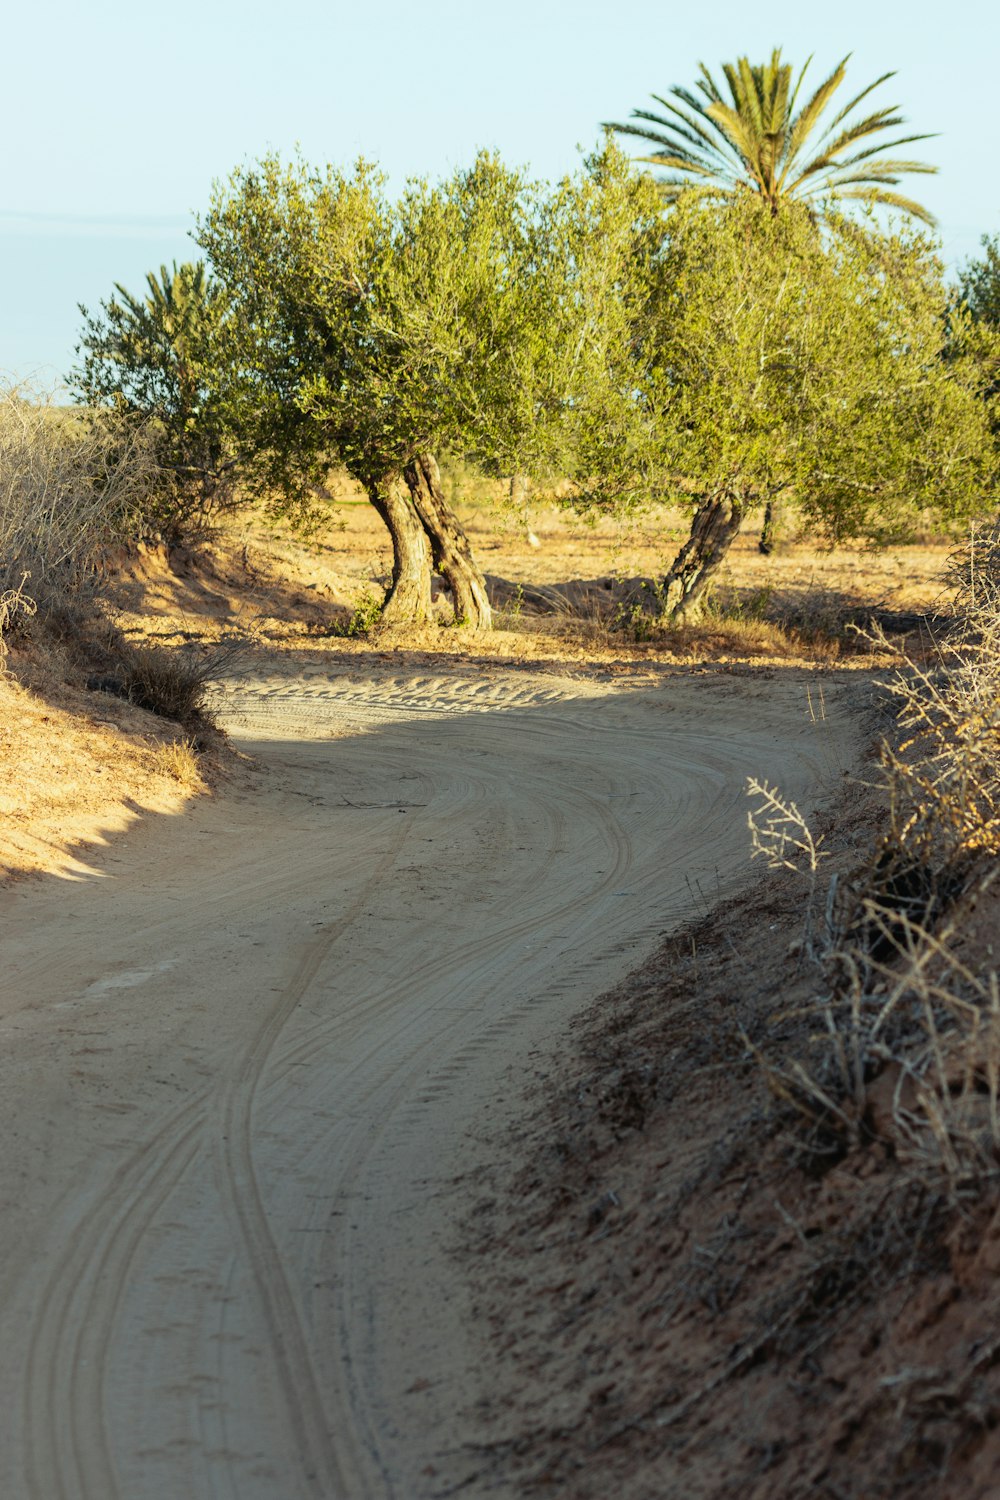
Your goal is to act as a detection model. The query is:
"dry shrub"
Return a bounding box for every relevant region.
[0,577,36,668]
[91,632,251,723]
[0,385,152,644]
[748,518,1000,1196]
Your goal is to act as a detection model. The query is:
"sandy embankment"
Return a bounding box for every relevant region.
[0,669,204,882]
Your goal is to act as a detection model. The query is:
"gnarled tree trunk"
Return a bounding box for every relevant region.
[661,490,747,622]
[368,476,433,625]
[404,452,492,629]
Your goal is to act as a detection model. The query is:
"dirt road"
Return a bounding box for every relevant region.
[0,661,862,1498]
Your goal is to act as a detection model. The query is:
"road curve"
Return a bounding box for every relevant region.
[0,662,861,1498]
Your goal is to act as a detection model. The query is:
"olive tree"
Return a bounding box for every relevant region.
[198,144,663,628]
[951,236,1000,424]
[579,194,996,619]
[958,234,1000,328]
[198,155,524,625]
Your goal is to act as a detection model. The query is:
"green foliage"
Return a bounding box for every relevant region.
[577,193,995,546]
[497,582,525,626]
[615,593,664,640]
[74,262,243,538]
[196,144,664,506]
[606,49,938,225]
[952,237,1000,417]
[958,235,1000,327]
[533,146,666,506]
[341,587,384,637]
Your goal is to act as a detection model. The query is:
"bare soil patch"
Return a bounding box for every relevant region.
[114,501,955,667]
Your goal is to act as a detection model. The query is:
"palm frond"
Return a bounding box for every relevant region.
[807,166,921,190]
[646,94,735,156]
[706,101,766,174]
[785,54,813,123]
[817,108,911,158]
[816,71,896,142]
[635,153,730,181]
[822,150,939,178]
[733,57,765,137]
[829,186,938,225]
[785,56,850,162]
[630,106,732,168]
[613,51,935,227]
[695,64,725,104]
[788,133,938,191]
[610,93,748,173]
[768,60,792,135]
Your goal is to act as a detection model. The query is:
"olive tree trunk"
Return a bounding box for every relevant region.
[368,477,433,625]
[509,471,530,509]
[758,497,784,555]
[661,491,747,622]
[404,452,492,629]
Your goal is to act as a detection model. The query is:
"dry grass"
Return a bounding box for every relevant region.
[747,525,1000,1194]
[705,523,1000,1483]
[0,387,151,627]
[144,498,951,671]
[0,664,209,882]
[152,736,204,789]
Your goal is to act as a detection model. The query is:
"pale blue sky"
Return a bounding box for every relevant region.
[4,0,997,385]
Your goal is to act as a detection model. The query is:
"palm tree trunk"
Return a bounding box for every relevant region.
[404,452,492,629]
[661,491,747,621]
[368,477,433,625]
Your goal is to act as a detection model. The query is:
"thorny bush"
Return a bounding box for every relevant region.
[747,519,1000,1198]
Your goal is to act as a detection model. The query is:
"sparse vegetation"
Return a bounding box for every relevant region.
[89,629,251,722]
[329,586,384,639]
[153,735,204,789]
[0,385,150,631]
[749,524,1000,1182]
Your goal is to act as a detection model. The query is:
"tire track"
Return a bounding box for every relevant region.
[212,821,413,1497]
[24,1101,209,1500]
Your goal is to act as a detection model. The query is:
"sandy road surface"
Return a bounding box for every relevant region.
[0,662,861,1498]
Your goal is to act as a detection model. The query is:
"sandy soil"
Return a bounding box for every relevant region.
[458,843,1000,1500]
[0,665,207,883]
[0,654,864,1498]
[113,503,956,667]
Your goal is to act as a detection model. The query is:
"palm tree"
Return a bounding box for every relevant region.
[109,261,218,412]
[76,261,236,535]
[605,50,938,224]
